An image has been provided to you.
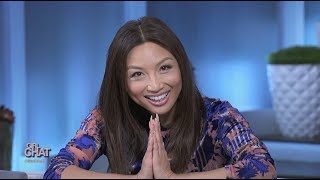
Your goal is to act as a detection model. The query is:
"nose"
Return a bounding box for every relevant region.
[147,75,163,92]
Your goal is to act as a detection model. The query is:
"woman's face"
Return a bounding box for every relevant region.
[126,42,182,116]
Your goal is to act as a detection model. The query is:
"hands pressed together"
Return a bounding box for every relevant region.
[137,114,176,179]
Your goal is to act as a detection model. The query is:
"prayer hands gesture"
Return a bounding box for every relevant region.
[137,114,175,179]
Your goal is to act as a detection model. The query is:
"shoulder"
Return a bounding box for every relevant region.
[202,96,246,127]
[202,96,235,119]
[79,107,105,135]
[202,97,250,138]
[84,107,103,121]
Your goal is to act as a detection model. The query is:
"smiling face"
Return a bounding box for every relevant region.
[126,42,182,117]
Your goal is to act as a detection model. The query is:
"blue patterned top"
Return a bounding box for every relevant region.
[43,97,277,179]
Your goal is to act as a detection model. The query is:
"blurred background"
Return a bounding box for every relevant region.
[1,1,320,178]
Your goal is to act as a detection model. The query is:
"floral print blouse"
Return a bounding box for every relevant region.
[43,97,277,179]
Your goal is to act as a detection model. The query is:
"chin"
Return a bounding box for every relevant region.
[154,111,168,115]
[148,107,171,115]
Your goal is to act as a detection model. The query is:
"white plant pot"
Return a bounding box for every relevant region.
[267,64,320,141]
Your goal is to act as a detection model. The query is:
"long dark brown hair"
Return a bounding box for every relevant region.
[98,16,206,174]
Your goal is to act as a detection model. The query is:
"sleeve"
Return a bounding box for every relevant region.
[214,101,277,179]
[43,108,106,179]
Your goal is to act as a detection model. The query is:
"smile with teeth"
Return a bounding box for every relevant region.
[145,91,170,106]
[146,91,169,101]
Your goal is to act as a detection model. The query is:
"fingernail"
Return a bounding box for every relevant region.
[156,113,159,121]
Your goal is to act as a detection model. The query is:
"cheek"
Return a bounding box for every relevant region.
[127,81,146,98]
[167,72,182,90]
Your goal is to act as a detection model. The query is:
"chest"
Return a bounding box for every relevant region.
[129,131,228,174]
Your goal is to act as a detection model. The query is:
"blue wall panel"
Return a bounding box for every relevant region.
[148,1,278,111]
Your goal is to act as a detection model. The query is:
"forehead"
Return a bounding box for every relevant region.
[127,42,174,65]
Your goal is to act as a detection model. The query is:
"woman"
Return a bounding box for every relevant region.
[44,16,277,179]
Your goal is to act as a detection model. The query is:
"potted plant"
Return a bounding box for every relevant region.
[0,105,15,170]
[267,46,320,142]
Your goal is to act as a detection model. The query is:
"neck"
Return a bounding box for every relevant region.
[158,104,176,129]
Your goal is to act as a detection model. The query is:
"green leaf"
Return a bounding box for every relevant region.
[268,46,320,64]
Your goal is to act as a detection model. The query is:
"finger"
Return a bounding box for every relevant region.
[149,125,154,148]
[140,131,154,179]
[145,128,154,157]
[156,115,168,159]
[156,114,161,133]
[142,129,153,168]
[152,120,159,156]
[149,115,153,131]
[154,114,164,154]
[152,118,159,148]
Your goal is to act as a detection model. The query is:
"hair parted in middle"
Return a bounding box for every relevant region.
[98,16,206,174]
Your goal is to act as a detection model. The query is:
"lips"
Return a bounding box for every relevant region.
[145,91,170,106]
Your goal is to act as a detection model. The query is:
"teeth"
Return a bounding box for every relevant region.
[148,92,168,101]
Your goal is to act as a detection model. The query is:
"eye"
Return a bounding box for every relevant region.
[129,72,143,79]
[160,64,172,72]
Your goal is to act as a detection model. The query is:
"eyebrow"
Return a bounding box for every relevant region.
[127,57,175,70]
